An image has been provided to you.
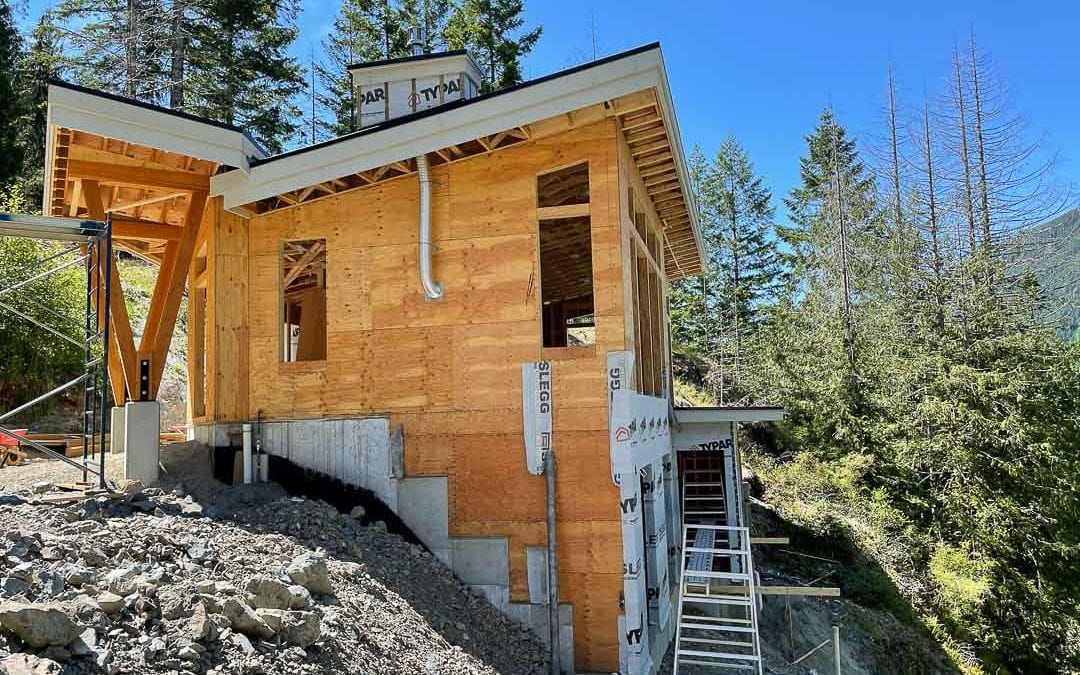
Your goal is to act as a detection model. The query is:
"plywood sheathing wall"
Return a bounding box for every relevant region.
[200,121,626,671]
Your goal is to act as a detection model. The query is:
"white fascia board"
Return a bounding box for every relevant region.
[651,50,705,270]
[674,408,786,424]
[213,49,670,210]
[47,84,262,171]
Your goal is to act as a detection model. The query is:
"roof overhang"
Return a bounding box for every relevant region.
[674,407,786,424]
[45,81,263,197]
[210,44,703,272]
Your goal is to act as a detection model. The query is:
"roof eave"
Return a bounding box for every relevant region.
[650,49,705,275]
[212,45,700,275]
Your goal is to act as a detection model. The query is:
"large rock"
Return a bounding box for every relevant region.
[245,576,292,610]
[221,598,274,639]
[0,653,63,674]
[286,585,311,609]
[95,592,125,615]
[286,552,332,595]
[188,602,211,641]
[0,602,80,648]
[281,611,321,648]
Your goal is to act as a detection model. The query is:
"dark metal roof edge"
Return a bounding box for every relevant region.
[346,49,471,72]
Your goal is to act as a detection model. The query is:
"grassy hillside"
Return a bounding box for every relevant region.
[1010,208,1080,340]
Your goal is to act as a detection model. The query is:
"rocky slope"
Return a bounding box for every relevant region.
[0,445,548,675]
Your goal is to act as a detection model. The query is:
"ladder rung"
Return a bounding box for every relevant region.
[681,637,755,647]
[678,659,755,670]
[677,649,760,661]
[683,570,749,580]
[680,623,755,633]
[686,614,752,625]
[684,510,727,515]
[682,595,752,606]
[684,547,745,555]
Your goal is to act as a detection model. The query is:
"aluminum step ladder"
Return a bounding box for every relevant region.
[673,524,762,674]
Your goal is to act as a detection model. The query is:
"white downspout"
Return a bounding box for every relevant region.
[416,153,443,300]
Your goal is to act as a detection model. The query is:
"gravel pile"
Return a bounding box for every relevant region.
[0,448,549,675]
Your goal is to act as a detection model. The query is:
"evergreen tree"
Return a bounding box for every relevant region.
[14,13,64,206]
[780,108,881,415]
[185,0,305,154]
[670,140,781,402]
[445,0,540,90]
[52,0,170,102]
[0,0,23,187]
[315,0,405,138]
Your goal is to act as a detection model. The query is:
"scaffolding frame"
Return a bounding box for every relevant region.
[0,213,113,488]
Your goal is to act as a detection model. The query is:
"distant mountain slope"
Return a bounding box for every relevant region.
[1009,208,1080,340]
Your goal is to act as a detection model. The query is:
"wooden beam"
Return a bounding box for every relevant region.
[108,261,138,402]
[611,90,657,116]
[107,191,184,213]
[82,180,137,401]
[112,219,184,242]
[283,241,326,287]
[537,204,590,220]
[67,159,210,191]
[141,191,208,398]
[751,537,791,545]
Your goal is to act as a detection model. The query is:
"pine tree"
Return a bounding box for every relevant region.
[694,138,782,401]
[13,12,64,207]
[0,0,22,187]
[781,108,880,412]
[315,0,405,138]
[445,0,540,90]
[185,0,305,154]
[52,0,170,102]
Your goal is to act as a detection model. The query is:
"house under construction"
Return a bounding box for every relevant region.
[39,41,784,674]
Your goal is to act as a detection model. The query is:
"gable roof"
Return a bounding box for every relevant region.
[46,43,703,277]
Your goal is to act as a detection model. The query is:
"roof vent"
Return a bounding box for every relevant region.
[348,48,483,129]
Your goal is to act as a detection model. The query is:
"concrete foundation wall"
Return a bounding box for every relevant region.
[192,417,576,671]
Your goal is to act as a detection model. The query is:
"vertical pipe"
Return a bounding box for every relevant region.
[416,154,443,300]
[98,220,113,488]
[833,625,842,675]
[242,423,253,484]
[545,449,561,675]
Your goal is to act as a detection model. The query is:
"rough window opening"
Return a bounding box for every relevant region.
[540,217,595,347]
[281,238,327,362]
[538,161,589,207]
[538,162,595,348]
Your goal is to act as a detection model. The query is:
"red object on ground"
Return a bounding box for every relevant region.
[0,429,28,447]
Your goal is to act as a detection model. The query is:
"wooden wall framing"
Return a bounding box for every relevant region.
[193,118,680,672]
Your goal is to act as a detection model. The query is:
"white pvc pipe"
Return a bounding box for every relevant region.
[242,423,253,484]
[416,154,443,300]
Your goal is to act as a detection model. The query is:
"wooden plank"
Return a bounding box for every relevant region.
[536,203,589,220]
[109,262,138,402]
[143,191,208,398]
[111,219,184,242]
[107,191,184,213]
[67,159,210,191]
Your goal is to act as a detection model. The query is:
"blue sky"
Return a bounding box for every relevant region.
[18,0,1080,218]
